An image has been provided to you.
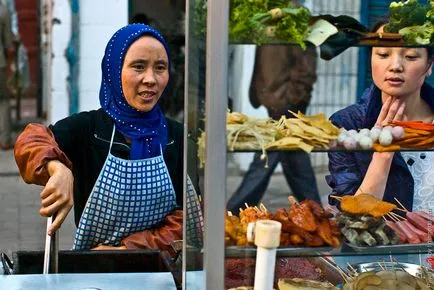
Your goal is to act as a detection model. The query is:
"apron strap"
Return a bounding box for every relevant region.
[109,124,116,153]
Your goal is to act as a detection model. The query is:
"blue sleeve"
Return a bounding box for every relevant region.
[326,105,365,206]
[326,151,362,206]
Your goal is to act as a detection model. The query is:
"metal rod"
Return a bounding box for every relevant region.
[204,0,229,288]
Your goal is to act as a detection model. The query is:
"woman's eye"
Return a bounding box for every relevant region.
[377,53,389,58]
[405,55,418,60]
[132,64,145,70]
[155,65,167,72]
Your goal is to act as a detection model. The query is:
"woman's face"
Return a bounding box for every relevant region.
[371,27,432,100]
[121,36,169,112]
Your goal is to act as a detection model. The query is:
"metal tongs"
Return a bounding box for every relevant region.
[43,215,58,274]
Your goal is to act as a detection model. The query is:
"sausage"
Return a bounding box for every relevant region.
[385,220,406,244]
[403,220,431,243]
[415,211,434,223]
[406,212,434,238]
[395,220,421,244]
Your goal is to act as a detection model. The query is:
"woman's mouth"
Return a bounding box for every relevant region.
[138,91,156,101]
[386,77,404,86]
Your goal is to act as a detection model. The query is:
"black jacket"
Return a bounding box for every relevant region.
[49,109,185,226]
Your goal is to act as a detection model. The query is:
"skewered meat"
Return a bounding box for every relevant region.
[317,219,341,247]
[239,206,272,234]
[301,200,333,219]
[403,220,431,243]
[406,212,434,238]
[385,220,406,244]
[415,211,434,222]
[225,215,248,246]
[340,194,397,217]
[395,221,421,244]
[288,201,317,232]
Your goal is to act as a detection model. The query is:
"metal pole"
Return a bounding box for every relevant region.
[204,0,229,289]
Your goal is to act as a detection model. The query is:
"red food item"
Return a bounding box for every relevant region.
[395,221,421,244]
[415,211,434,223]
[289,202,317,232]
[224,257,325,289]
[385,221,406,244]
[407,212,434,238]
[403,220,431,243]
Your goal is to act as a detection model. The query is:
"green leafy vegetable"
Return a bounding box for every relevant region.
[399,22,434,45]
[428,0,434,23]
[229,0,311,47]
[383,0,428,33]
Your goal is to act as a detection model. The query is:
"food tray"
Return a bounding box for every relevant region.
[351,261,433,277]
[225,246,334,258]
[343,242,434,254]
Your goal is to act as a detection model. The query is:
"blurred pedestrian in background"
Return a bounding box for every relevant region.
[227,43,321,212]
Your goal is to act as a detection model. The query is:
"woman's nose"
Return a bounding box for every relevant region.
[142,69,156,85]
[389,55,404,72]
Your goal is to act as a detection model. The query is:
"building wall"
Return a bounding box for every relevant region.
[50,0,70,123]
[78,0,128,112]
[49,0,128,123]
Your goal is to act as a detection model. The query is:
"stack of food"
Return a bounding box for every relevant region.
[332,194,400,247]
[266,111,340,153]
[225,197,341,248]
[336,212,399,247]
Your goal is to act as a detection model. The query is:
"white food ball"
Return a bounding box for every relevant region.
[347,129,358,136]
[369,127,382,143]
[328,139,338,149]
[359,128,371,136]
[383,125,393,132]
[391,126,405,140]
[343,136,357,150]
[359,136,373,149]
[353,133,362,143]
[379,129,393,146]
[337,132,348,145]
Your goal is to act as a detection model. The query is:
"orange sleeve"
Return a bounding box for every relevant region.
[14,123,72,185]
[120,210,183,251]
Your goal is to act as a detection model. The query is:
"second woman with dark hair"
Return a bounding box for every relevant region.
[326,20,434,212]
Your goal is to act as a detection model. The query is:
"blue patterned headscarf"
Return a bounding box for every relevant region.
[99,24,170,160]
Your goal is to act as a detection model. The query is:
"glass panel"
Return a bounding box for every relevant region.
[184,0,207,288]
[186,0,434,289]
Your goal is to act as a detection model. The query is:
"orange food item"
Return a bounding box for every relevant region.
[392,121,434,131]
[340,194,396,217]
[288,202,317,232]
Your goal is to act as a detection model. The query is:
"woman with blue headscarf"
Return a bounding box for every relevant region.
[14,24,193,250]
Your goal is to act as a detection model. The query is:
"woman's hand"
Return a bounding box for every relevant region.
[375,96,406,127]
[40,160,74,236]
[91,245,127,251]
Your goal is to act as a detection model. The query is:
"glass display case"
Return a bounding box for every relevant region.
[183,0,434,289]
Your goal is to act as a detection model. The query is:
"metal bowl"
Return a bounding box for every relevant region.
[350,262,431,277]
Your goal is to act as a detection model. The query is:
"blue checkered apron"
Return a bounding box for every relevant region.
[73,126,177,250]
